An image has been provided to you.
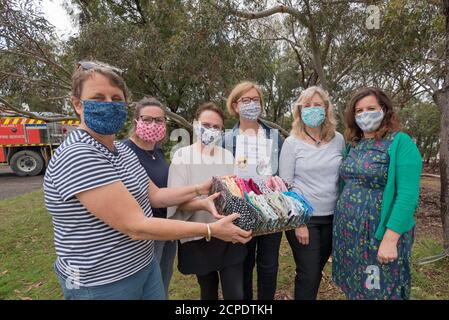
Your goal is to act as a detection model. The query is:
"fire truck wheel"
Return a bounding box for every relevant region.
[10,150,44,177]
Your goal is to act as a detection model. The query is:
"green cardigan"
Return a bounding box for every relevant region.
[341,131,422,240]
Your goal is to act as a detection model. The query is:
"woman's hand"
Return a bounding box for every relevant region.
[295,225,309,245]
[377,229,400,264]
[198,178,213,195]
[200,192,224,219]
[210,213,252,244]
[198,175,237,196]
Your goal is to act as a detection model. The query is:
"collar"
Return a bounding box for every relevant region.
[231,119,271,139]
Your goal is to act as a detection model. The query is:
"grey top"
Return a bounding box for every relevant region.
[279,132,345,216]
[167,143,235,243]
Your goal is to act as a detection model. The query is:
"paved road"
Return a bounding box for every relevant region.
[0,166,44,200]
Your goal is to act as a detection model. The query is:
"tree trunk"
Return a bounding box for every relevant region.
[436,90,449,250]
[440,0,449,250]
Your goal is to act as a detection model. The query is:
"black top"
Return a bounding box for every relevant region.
[122,138,169,218]
[177,238,247,276]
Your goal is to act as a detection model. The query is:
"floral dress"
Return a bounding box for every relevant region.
[332,132,414,300]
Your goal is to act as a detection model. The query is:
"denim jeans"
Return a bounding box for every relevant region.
[243,232,282,300]
[154,240,177,299]
[57,258,165,300]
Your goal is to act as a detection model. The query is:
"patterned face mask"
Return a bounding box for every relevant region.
[239,101,261,121]
[301,106,326,128]
[82,100,128,135]
[193,122,222,146]
[355,109,384,133]
[135,119,166,143]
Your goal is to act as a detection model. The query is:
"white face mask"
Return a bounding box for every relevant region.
[355,109,385,133]
[193,122,222,146]
[239,101,261,121]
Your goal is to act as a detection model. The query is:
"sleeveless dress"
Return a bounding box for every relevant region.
[332,132,414,300]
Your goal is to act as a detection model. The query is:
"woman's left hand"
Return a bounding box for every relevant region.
[198,178,213,195]
[377,229,400,264]
[201,192,225,219]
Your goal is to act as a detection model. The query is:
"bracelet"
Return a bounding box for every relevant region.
[205,224,212,242]
[194,184,202,197]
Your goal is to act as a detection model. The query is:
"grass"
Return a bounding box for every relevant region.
[0,190,448,300]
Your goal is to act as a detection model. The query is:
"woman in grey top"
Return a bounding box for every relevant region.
[279,86,344,300]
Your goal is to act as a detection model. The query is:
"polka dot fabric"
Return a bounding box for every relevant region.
[210,176,312,235]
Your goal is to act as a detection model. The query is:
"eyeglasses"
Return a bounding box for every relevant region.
[139,115,167,124]
[77,61,124,75]
[238,97,261,105]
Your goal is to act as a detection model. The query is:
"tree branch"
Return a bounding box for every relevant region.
[425,75,440,93]
[259,118,289,137]
[0,49,72,79]
[0,97,77,122]
[0,71,71,90]
[228,3,309,27]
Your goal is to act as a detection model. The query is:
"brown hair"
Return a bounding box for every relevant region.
[71,60,130,101]
[291,86,337,142]
[344,87,400,144]
[226,81,264,117]
[128,97,167,137]
[195,102,225,124]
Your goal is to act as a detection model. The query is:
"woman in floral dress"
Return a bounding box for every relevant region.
[332,87,422,300]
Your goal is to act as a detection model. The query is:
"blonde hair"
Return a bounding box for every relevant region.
[226,81,264,117]
[291,86,337,142]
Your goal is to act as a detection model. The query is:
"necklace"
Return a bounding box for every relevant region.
[146,149,157,160]
[304,129,321,146]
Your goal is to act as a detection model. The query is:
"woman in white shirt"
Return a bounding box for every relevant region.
[168,102,246,300]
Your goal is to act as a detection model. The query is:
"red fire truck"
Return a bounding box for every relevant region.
[0,113,79,176]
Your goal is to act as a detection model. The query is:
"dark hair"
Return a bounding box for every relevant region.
[128,97,166,136]
[344,87,400,144]
[194,102,225,123]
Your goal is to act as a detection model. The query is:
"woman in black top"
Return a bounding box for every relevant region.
[122,97,175,299]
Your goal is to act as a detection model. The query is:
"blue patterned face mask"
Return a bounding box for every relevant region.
[82,100,128,135]
[301,106,326,128]
[355,109,384,133]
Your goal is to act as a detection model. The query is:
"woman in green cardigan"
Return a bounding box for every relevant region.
[332,87,422,300]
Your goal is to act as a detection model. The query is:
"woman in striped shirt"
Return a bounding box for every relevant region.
[43,60,252,300]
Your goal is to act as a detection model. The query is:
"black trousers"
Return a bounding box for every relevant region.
[243,232,282,300]
[196,263,244,300]
[285,215,333,300]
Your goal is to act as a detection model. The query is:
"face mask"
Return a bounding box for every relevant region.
[82,100,127,135]
[194,123,222,146]
[355,109,384,133]
[301,106,326,128]
[239,101,261,121]
[135,119,166,143]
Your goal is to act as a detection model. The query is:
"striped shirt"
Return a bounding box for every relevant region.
[44,129,153,287]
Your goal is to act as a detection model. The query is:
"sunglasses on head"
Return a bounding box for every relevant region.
[77,61,124,75]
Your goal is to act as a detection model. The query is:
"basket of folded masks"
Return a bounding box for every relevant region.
[210,176,314,236]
